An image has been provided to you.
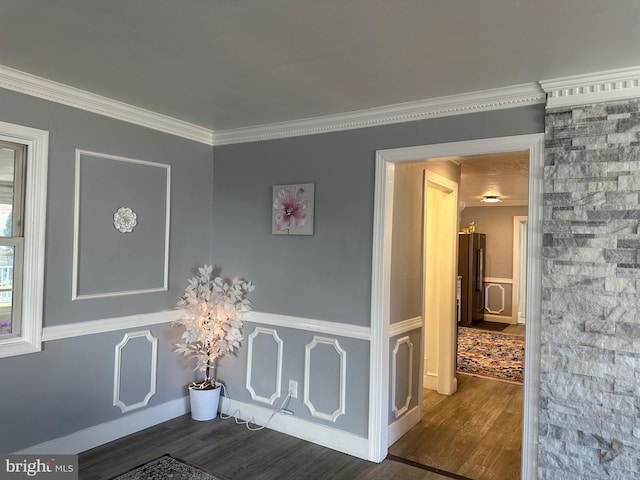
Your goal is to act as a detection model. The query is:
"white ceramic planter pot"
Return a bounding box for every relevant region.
[189,384,221,421]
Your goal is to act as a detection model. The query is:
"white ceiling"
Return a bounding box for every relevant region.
[0,1,639,132]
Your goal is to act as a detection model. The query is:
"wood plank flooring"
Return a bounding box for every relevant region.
[389,375,523,480]
[79,376,522,480]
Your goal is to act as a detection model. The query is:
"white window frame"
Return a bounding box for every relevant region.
[0,121,48,358]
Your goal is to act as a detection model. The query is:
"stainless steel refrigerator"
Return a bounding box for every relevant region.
[457,232,485,326]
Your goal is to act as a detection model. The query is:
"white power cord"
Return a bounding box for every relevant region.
[218,383,294,431]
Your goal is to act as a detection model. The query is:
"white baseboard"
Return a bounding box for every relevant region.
[387,405,421,447]
[483,314,516,325]
[423,372,438,391]
[15,396,190,454]
[219,395,370,461]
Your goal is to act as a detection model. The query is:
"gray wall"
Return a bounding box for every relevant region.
[540,99,640,479]
[211,105,544,437]
[460,205,528,278]
[0,87,213,453]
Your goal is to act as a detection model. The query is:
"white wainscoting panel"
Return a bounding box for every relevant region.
[247,311,370,340]
[304,336,346,422]
[484,283,506,315]
[391,336,413,419]
[245,327,284,405]
[113,330,158,413]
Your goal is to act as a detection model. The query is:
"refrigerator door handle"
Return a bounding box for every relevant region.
[477,248,484,292]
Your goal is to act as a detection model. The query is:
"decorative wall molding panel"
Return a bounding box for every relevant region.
[72,149,170,300]
[246,327,283,405]
[42,309,181,341]
[484,283,506,315]
[0,65,214,145]
[304,336,346,422]
[113,330,158,413]
[247,311,371,341]
[389,316,422,337]
[16,396,190,454]
[213,83,545,145]
[541,66,640,109]
[391,336,413,419]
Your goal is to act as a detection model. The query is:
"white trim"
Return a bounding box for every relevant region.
[0,64,214,145]
[113,330,158,413]
[72,149,170,300]
[389,316,422,337]
[304,336,346,422]
[391,336,413,419]
[484,277,512,284]
[513,216,528,325]
[42,310,181,341]
[540,66,640,109]
[245,327,283,405]
[484,283,506,315]
[370,133,544,479]
[15,396,190,454]
[387,405,421,447]
[0,121,48,359]
[219,395,369,460]
[247,311,371,341]
[213,83,545,145]
[483,313,516,325]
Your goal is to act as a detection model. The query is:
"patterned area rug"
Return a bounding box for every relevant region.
[110,454,226,480]
[457,327,524,384]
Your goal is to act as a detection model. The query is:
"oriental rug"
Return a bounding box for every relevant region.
[456,327,524,384]
[110,454,226,480]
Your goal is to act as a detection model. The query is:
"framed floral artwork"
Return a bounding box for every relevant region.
[272,183,315,235]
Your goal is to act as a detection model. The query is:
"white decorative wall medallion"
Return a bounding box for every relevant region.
[113,330,158,413]
[391,336,413,419]
[245,327,283,405]
[113,206,138,233]
[304,336,346,422]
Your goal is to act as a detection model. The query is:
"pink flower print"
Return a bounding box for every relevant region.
[273,187,308,232]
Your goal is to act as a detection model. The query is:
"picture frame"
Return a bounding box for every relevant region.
[272,183,315,235]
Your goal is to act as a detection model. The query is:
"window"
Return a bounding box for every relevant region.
[0,121,48,358]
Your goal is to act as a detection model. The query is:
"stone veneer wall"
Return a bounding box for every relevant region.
[540,98,640,479]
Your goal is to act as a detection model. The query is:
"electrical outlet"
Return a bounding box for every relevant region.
[288,379,298,399]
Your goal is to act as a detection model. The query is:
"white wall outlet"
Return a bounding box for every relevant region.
[288,379,298,399]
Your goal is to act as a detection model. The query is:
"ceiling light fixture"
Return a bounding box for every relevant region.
[482,195,501,203]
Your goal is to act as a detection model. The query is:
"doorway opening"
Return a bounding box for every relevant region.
[368,134,543,480]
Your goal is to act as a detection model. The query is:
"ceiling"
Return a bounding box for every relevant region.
[0,1,639,132]
[458,152,529,207]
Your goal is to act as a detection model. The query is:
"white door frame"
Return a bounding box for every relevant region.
[513,215,528,324]
[368,133,544,480]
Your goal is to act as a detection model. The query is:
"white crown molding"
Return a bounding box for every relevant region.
[246,327,283,405]
[212,83,545,145]
[0,64,214,145]
[540,66,640,109]
[113,330,158,413]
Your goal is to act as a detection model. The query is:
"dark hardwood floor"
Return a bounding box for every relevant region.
[80,376,522,480]
[79,413,451,480]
